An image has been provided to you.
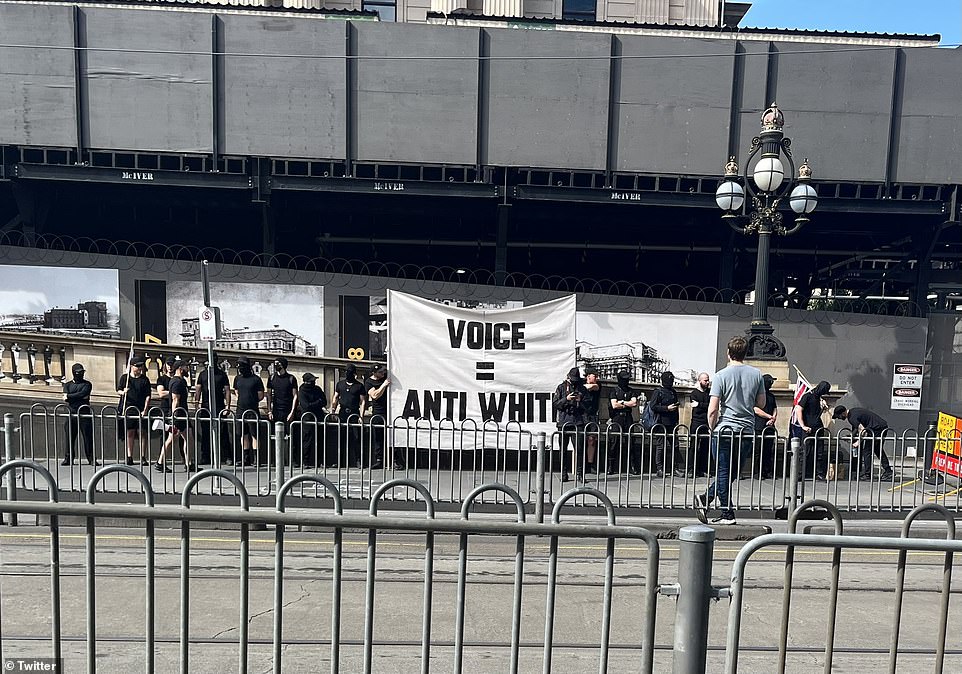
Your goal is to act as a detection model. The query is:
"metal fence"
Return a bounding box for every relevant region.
[0,460,959,673]
[6,405,961,514]
[0,460,660,674]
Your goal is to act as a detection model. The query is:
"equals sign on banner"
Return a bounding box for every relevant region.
[476,362,495,381]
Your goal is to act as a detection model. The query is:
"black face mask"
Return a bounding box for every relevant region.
[617,374,630,389]
[346,373,356,382]
[73,372,84,383]
[238,364,252,377]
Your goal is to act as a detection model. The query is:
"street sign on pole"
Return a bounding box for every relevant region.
[199,305,221,342]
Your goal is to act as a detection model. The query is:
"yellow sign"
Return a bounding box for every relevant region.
[347,347,365,360]
[935,411,962,456]
[144,334,162,344]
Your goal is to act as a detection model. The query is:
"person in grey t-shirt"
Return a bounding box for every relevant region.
[694,336,766,525]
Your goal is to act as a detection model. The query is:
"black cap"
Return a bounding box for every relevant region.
[371,363,387,376]
[346,363,357,375]
[237,356,250,366]
[131,358,146,367]
[567,367,582,383]
[584,366,598,376]
[763,374,776,385]
[71,363,85,374]
[302,372,317,383]
[832,405,847,420]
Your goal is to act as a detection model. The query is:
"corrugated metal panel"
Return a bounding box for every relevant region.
[681,0,716,26]
[432,0,468,15]
[484,0,523,17]
[637,0,668,23]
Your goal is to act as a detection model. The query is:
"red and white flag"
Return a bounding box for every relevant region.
[790,367,810,428]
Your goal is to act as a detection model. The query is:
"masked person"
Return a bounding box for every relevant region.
[607,370,642,474]
[117,358,151,466]
[155,360,193,473]
[267,356,299,466]
[365,364,390,470]
[63,363,96,465]
[194,355,232,466]
[232,356,264,466]
[332,364,367,468]
[689,373,711,477]
[832,405,894,481]
[792,379,831,480]
[297,372,327,468]
[752,374,778,479]
[582,368,602,475]
[649,371,683,478]
[552,367,587,482]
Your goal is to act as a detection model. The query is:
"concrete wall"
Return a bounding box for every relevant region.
[0,247,931,431]
[1,2,960,181]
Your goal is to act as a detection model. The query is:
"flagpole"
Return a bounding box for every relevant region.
[119,336,135,414]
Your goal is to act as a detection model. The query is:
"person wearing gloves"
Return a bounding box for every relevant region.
[63,363,96,465]
[552,366,588,482]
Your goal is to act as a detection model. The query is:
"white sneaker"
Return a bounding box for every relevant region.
[711,514,737,526]
[694,494,708,524]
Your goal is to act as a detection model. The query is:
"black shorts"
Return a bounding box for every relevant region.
[236,411,263,437]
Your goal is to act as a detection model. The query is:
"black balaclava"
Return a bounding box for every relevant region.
[237,357,253,377]
[72,363,85,383]
[567,367,582,384]
[661,371,675,389]
[616,370,631,390]
[763,374,775,391]
[346,364,357,382]
[812,380,830,397]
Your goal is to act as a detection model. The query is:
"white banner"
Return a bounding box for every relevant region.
[388,290,576,448]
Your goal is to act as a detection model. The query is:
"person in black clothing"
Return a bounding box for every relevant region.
[792,380,831,480]
[267,356,299,467]
[63,363,96,465]
[752,374,778,479]
[607,370,641,474]
[155,358,173,420]
[365,364,391,469]
[582,368,602,475]
[233,356,264,465]
[117,358,151,466]
[332,364,367,468]
[833,405,894,481]
[156,360,193,472]
[552,367,587,482]
[689,372,711,477]
[297,372,328,467]
[195,357,232,465]
[649,371,683,478]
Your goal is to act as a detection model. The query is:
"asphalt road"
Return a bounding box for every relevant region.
[0,526,959,672]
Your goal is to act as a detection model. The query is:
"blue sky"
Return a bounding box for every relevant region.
[743,0,962,46]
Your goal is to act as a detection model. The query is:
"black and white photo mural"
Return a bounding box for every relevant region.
[0,264,121,338]
[166,281,324,356]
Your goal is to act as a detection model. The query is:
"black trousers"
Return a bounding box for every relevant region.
[607,431,640,473]
[369,420,387,468]
[197,413,233,464]
[691,431,711,476]
[857,435,892,477]
[651,432,678,472]
[558,426,584,474]
[63,414,94,462]
[338,411,361,466]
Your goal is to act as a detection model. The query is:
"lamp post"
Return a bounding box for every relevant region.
[715,103,818,359]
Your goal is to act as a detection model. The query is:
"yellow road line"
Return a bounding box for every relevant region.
[888,478,919,492]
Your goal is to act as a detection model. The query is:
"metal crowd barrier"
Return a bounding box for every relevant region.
[721,501,959,674]
[0,460,660,674]
[6,405,961,515]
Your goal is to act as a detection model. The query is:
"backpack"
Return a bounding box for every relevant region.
[640,401,657,431]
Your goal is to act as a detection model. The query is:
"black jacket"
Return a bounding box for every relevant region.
[650,386,680,429]
[552,380,588,428]
[297,383,328,419]
[64,379,92,411]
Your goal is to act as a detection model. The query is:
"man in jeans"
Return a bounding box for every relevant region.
[694,336,766,525]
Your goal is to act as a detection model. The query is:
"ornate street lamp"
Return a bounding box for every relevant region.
[715,103,817,359]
